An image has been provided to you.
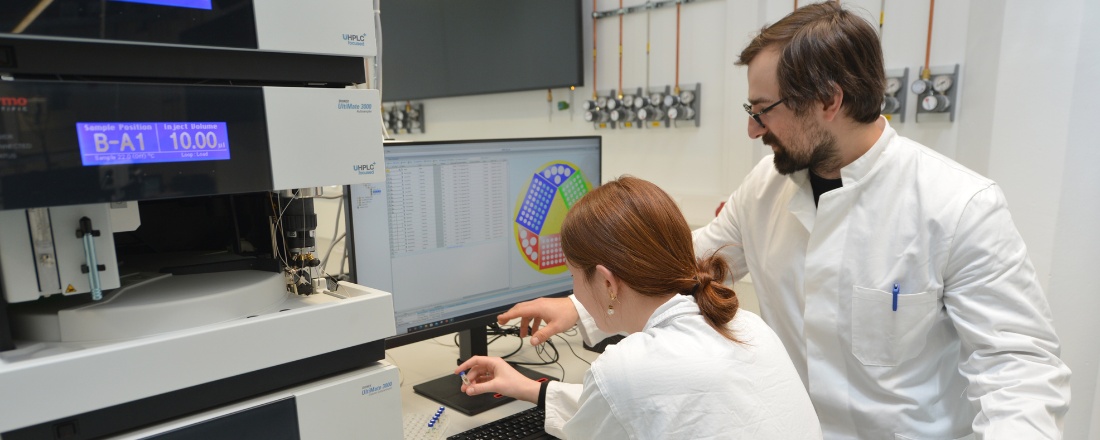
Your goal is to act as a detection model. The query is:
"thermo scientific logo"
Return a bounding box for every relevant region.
[0,97,29,112]
[342,33,367,47]
[353,162,377,175]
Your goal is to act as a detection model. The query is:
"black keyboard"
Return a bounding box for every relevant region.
[447,407,555,440]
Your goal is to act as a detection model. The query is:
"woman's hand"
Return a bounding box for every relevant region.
[498,297,580,345]
[454,356,541,403]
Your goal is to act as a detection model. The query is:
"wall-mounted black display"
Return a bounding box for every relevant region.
[381,0,583,102]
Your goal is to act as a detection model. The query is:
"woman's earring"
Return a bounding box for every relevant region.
[607,293,616,315]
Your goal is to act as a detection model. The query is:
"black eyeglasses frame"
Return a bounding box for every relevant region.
[743,99,785,129]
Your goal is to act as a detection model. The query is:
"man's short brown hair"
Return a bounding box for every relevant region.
[738,2,885,124]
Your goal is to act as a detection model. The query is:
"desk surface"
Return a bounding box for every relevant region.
[389,327,597,436]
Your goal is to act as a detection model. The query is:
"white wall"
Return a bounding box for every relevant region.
[960,1,1098,437]
[1039,0,1100,437]
[364,0,1100,436]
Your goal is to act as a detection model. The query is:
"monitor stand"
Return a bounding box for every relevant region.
[412,325,558,416]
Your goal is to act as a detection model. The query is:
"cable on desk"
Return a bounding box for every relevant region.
[498,335,525,360]
[554,333,591,366]
[511,338,559,366]
[509,338,566,382]
[487,322,521,336]
[538,339,566,381]
[456,323,582,381]
[484,323,527,359]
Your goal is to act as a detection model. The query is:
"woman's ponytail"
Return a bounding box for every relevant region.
[691,250,740,342]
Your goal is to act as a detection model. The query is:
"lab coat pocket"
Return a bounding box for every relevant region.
[852,286,939,367]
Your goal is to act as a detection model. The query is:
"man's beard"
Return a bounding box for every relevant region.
[764,120,840,176]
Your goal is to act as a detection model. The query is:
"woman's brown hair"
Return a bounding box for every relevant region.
[560,176,740,341]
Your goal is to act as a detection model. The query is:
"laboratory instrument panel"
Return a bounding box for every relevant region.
[882,67,909,122]
[0,81,383,213]
[385,102,427,134]
[583,83,701,129]
[910,64,961,122]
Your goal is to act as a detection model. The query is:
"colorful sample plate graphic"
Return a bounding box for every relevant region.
[513,162,591,274]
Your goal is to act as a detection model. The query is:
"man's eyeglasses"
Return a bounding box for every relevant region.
[743,99,785,129]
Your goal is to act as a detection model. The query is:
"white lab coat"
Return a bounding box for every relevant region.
[688,118,1071,439]
[543,294,822,440]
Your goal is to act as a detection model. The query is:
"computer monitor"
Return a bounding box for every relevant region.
[345,136,601,414]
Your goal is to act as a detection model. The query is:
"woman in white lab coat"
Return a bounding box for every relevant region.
[455,176,822,439]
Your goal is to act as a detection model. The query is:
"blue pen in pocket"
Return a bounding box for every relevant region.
[892,283,900,312]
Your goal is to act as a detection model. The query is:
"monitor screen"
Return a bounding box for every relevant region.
[76,121,231,166]
[346,137,601,347]
[379,0,583,101]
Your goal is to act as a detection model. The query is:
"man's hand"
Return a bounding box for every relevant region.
[497,297,580,345]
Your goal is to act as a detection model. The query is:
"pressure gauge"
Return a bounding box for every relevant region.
[622,95,636,108]
[679,90,696,104]
[649,93,664,106]
[667,105,695,121]
[394,119,406,129]
[610,108,635,122]
[581,100,599,111]
[408,108,421,119]
[921,94,950,112]
[885,77,901,95]
[881,96,900,114]
[632,96,650,109]
[932,75,953,93]
[663,94,681,107]
[637,106,659,121]
[596,96,608,108]
[606,98,621,111]
[585,110,609,123]
[911,79,931,95]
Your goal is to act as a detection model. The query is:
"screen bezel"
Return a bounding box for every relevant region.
[343,136,601,349]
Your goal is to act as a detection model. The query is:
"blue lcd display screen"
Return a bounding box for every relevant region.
[76,122,231,166]
[110,0,213,10]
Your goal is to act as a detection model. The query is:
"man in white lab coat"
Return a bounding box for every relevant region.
[502,3,1071,439]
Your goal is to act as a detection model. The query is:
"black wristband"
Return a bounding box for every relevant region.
[537,380,551,409]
